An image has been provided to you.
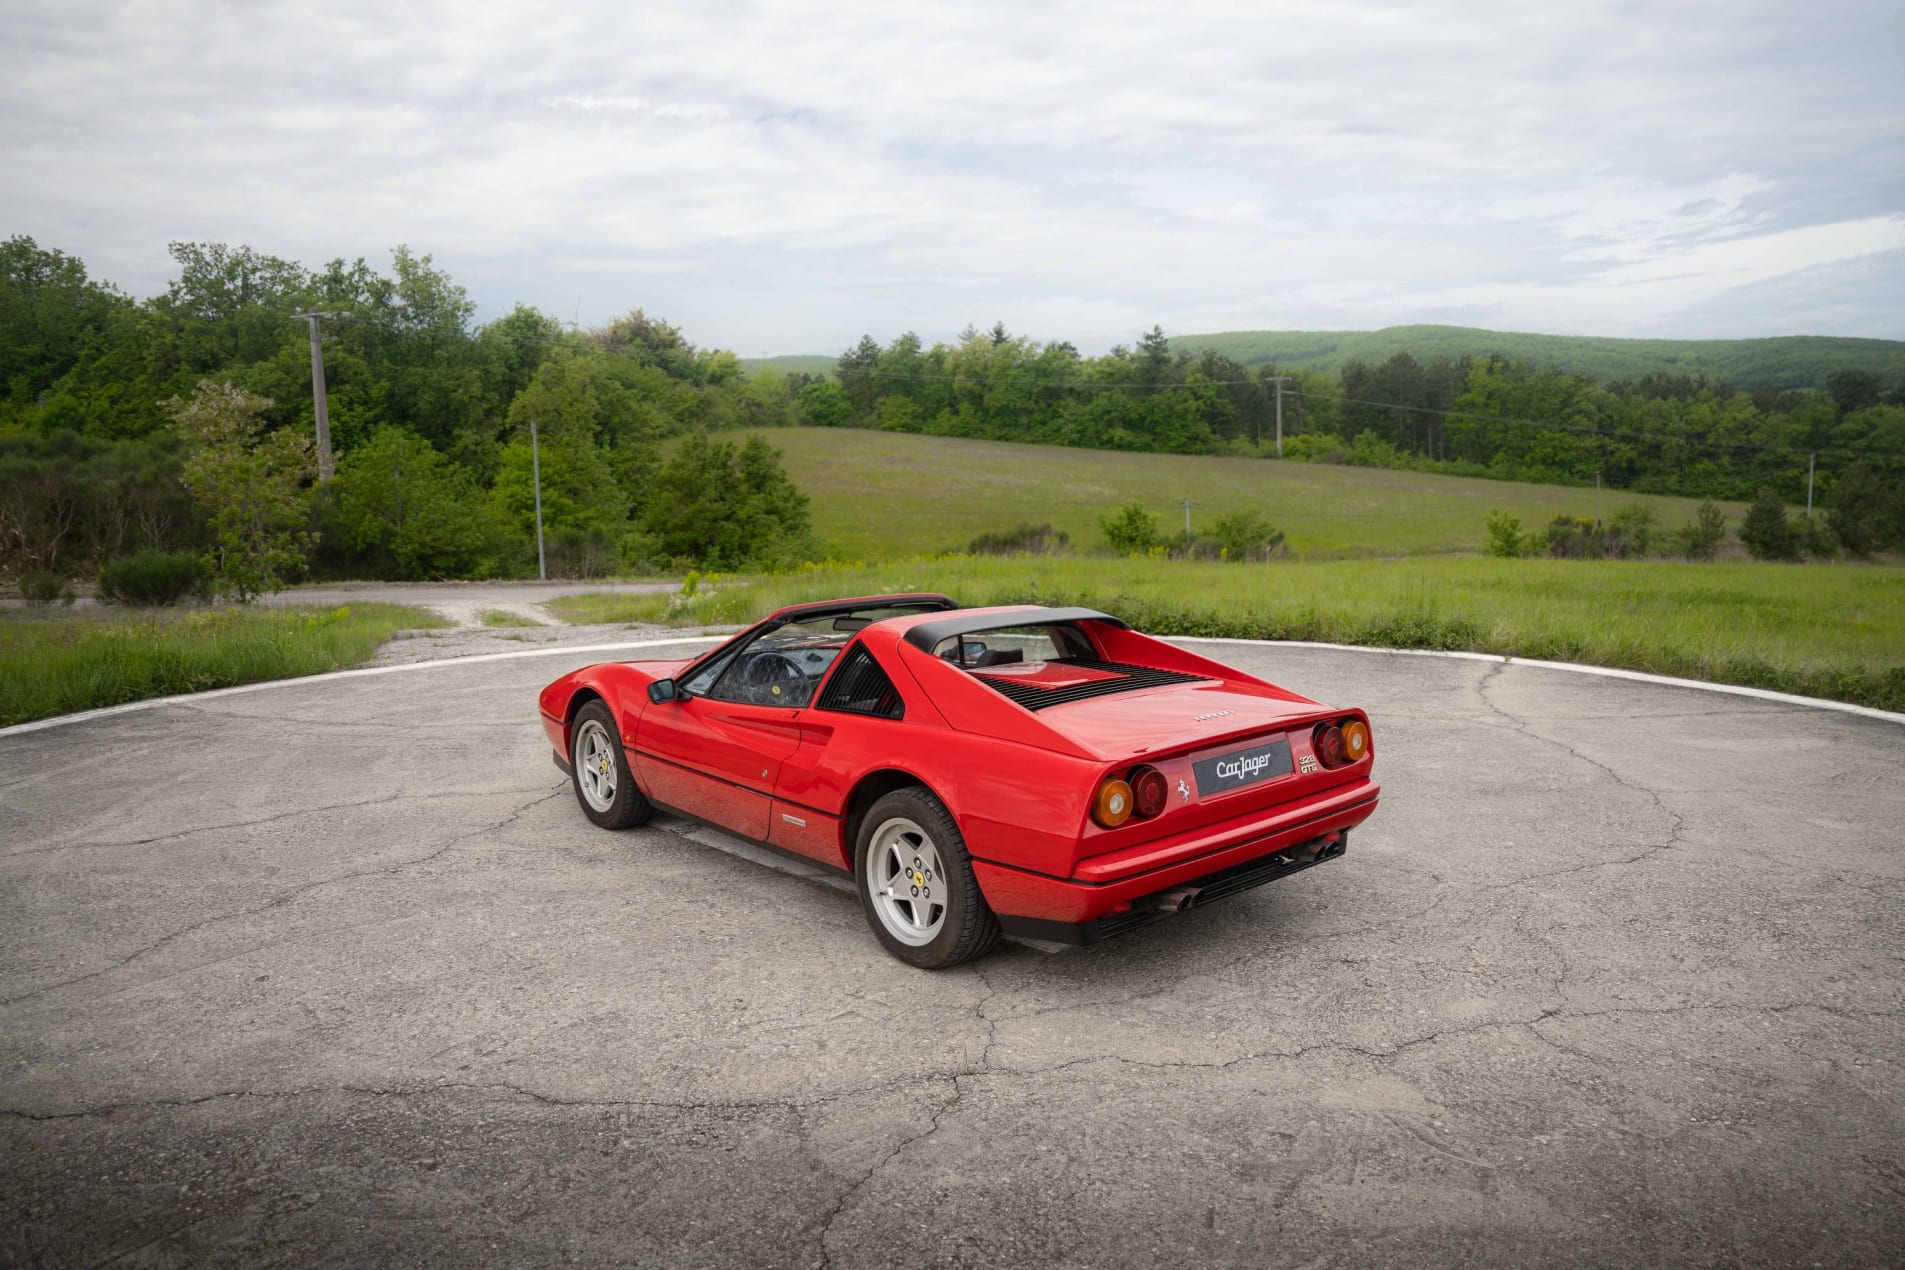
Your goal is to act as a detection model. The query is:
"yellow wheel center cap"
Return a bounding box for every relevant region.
[912,871,925,887]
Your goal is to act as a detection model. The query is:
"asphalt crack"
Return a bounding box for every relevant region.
[0,786,566,1008]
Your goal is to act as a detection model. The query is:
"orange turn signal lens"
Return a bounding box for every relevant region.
[1093,778,1135,828]
[1342,719,1370,763]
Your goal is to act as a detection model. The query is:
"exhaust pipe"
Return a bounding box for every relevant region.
[1139,887,1201,913]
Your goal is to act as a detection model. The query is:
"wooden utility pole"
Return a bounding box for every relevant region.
[1272,375,1287,458]
[292,312,341,482]
[1182,498,1193,546]
[1806,453,1816,517]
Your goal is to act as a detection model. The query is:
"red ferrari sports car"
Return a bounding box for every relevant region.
[539,594,1379,968]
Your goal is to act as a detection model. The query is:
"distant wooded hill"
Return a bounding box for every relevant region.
[1164,325,1905,390]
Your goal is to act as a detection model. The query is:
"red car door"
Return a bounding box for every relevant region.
[632,696,804,841]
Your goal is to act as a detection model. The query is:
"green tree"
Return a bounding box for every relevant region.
[797,380,853,428]
[169,380,314,598]
[640,432,814,569]
[1483,509,1530,557]
[1738,488,1797,561]
[1099,501,1161,554]
[332,428,495,578]
[1827,460,1885,557]
[1676,500,1728,560]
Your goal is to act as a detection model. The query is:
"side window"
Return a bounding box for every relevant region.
[815,645,905,720]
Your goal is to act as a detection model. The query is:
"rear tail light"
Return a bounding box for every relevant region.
[1313,722,1347,769]
[1313,718,1370,770]
[1092,778,1135,828]
[1130,765,1168,819]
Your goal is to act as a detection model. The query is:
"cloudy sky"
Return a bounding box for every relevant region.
[4,0,1902,354]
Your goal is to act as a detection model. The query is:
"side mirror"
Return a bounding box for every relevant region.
[647,678,678,704]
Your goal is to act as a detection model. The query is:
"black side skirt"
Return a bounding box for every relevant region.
[995,832,1349,947]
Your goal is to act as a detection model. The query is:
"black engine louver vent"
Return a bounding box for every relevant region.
[975,658,1211,711]
[816,645,905,720]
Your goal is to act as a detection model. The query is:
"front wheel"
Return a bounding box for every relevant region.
[854,787,1000,969]
[569,701,652,829]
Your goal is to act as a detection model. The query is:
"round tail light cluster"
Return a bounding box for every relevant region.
[1092,764,1170,828]
[1312,718,1371,770]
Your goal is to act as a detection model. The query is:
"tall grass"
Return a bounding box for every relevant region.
[556,557,1905,711]
[0,604,449,727]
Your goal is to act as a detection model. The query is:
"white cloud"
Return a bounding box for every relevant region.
[0,0,1899,349]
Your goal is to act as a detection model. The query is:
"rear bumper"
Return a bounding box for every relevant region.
[996,831,1349,946]
[973,777,1378,940]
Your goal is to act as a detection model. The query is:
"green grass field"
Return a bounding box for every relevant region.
[555,556,1905,712]
[0,603,449,727]
[745,427,1747,562]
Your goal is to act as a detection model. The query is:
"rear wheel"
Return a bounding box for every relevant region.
[569,700,652,829]
[854,787,999,969]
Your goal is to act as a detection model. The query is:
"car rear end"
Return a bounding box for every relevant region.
[975,704,1379,944]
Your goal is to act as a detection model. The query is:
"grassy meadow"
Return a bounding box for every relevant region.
[744,427,1749,562]
[553,556,1905,712]
[0,603,449,727]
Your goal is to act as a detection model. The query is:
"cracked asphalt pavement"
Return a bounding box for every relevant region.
[2,640,1901,1267]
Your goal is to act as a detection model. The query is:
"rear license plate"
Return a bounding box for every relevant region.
[1193,737,1293,797]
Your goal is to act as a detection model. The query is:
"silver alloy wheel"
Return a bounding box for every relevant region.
[574,718,618,813]
[867,815,949,947]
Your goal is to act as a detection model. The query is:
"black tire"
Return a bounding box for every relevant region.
[853,787,1000,969]
[569,700,652,829]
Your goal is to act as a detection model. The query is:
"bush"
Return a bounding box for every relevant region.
[19,571,71,605]
[1799,512,1838,560]
[1099,502,1161,554]
[97,550,208,606]
[1826,460,1883,557]
[968,523,1070,555]
[1677,500,1728,560]
[1202,509,1286,562]
[1607,504,1659,557]
[1739,488,1798,561]
[1483,509,1533,557]
[1544,515,1605,559]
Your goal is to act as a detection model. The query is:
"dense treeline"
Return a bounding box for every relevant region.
[803,326,1905,545]
[6,234,1905,594]
[1,236,813,588]
[1168,325,1905,390]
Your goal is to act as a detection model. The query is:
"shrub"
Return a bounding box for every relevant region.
[1202,509,1286,562]
[1099,502,1161,554]
[1483,509,1532,558]
[19,571,71,605]
[1826,460,1883,557]
[1800,512,1838,560]
[1607,504,1659,557]
[1739,488,1798,561]
[1544,515,1604,559]
[97,550,207,606]
[1677,500,1728,560]
[968,523,1070,555]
